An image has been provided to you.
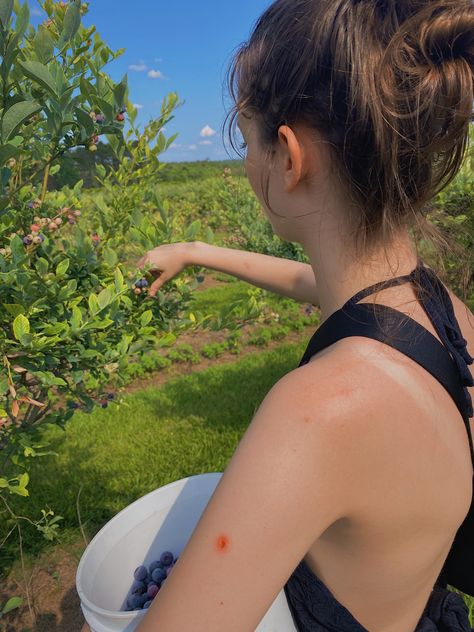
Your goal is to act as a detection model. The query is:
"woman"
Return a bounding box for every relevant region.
[82,0,473,629]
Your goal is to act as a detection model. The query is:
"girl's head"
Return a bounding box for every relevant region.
[223,0,473,262]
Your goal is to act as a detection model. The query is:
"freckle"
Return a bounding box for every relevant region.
[303,415,311,424]
[215,534,230,553]
[220,601,224,606]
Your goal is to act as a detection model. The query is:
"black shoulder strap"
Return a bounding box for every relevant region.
[300,303,471,437]
[300,301,474,597]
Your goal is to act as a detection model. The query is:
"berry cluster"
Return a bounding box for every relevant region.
[19,207,82,247]
[123,551,179,611]
[116,107,126,122]
[87,111,106,150]
[134,277,149,296]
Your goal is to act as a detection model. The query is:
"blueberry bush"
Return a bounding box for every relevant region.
[0,0,202,559]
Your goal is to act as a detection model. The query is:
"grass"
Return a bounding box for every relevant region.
[188,278,258,316]
[0,340,308,575]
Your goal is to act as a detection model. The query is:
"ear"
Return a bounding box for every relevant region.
[277,124,312,193]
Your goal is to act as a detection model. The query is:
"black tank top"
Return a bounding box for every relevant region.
[283,259,474,631]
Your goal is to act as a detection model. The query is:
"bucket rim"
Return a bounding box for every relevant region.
[76,472,222,617]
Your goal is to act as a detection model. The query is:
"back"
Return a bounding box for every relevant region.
[295,274,473,632]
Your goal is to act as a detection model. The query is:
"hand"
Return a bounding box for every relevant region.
[81,623,91,632]
[135,242,193,297]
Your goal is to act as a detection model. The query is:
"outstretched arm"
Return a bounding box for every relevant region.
[189,241,319,306]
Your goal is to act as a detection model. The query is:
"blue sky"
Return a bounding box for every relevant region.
[29,0,272,162]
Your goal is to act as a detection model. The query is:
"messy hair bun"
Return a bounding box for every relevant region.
[223,0,473,275]
[378,1,474,214]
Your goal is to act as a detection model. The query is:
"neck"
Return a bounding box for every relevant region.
[302,228,419,325]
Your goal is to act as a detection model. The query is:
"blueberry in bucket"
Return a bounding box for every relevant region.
[148,560,163,574]
[160,551,174,566]
[130,580,146,595]
[147,584,160,599]
[151,567,167,584]
[134,565,148,582]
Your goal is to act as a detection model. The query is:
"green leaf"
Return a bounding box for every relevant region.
[103,246,117,267]
[34,371,67,386]
[2,101,42,143]
[10,485,29,497]
[74,106,95,137]
[70,305,82,330]
[41,322,67,335]
[18,332,34,346]
[1,596,22,615]
[113,74,128,109]
[184,220,201,240]
[97,286,112,310]
[114,266,124,293]
[18,61,58,98]
[0,0,14,28]
[58,0,81,47]
[33,25,55,63]
[140,310,153,327]
[0,144,19,166]
[19,471,29,489]
[0,478,8,488]
[88,293,99,316]
[82,317,114,331]
[55,258,70,276]
[36,257,49,275]
[96,163,106,178]
[3,303,25,317]
[13,314,30,340]
[14,1,29,37]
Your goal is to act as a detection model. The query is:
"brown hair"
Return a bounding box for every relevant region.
[222,0,474,298]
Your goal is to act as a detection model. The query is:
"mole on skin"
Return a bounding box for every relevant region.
[215,534,231,553]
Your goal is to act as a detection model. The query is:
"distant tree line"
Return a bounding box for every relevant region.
[46,142,245,189]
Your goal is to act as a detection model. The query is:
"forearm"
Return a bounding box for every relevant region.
[186,241,319,306]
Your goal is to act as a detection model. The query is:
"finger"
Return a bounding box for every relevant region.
[149,276,166,297]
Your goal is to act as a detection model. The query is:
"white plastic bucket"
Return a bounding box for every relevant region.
[76,472,297,632]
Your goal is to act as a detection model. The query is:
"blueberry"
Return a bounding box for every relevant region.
[107,393,115,400]
[147,584,159,599]
[128,593,147,610]
[143,600,153,609]
[141,279,149,287]
[134,565,148,582]
[151,567,167,584]
[130,579,146,595]
[160,551,174,567]
[148,560,163,574]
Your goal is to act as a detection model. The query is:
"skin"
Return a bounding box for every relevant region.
[237,111,419,325]
[80,113,473,631]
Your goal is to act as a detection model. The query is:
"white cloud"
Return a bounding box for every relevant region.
[154,58,163,63]
[189,145,197,150]
[170,143,182,149]
[133,103,144,110]
[129,62,147,72]
[200,125,216,138]
[148,69,164,79]
[199,140,212,145]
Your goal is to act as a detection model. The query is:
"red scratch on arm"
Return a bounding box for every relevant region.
[215,534,231,553]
